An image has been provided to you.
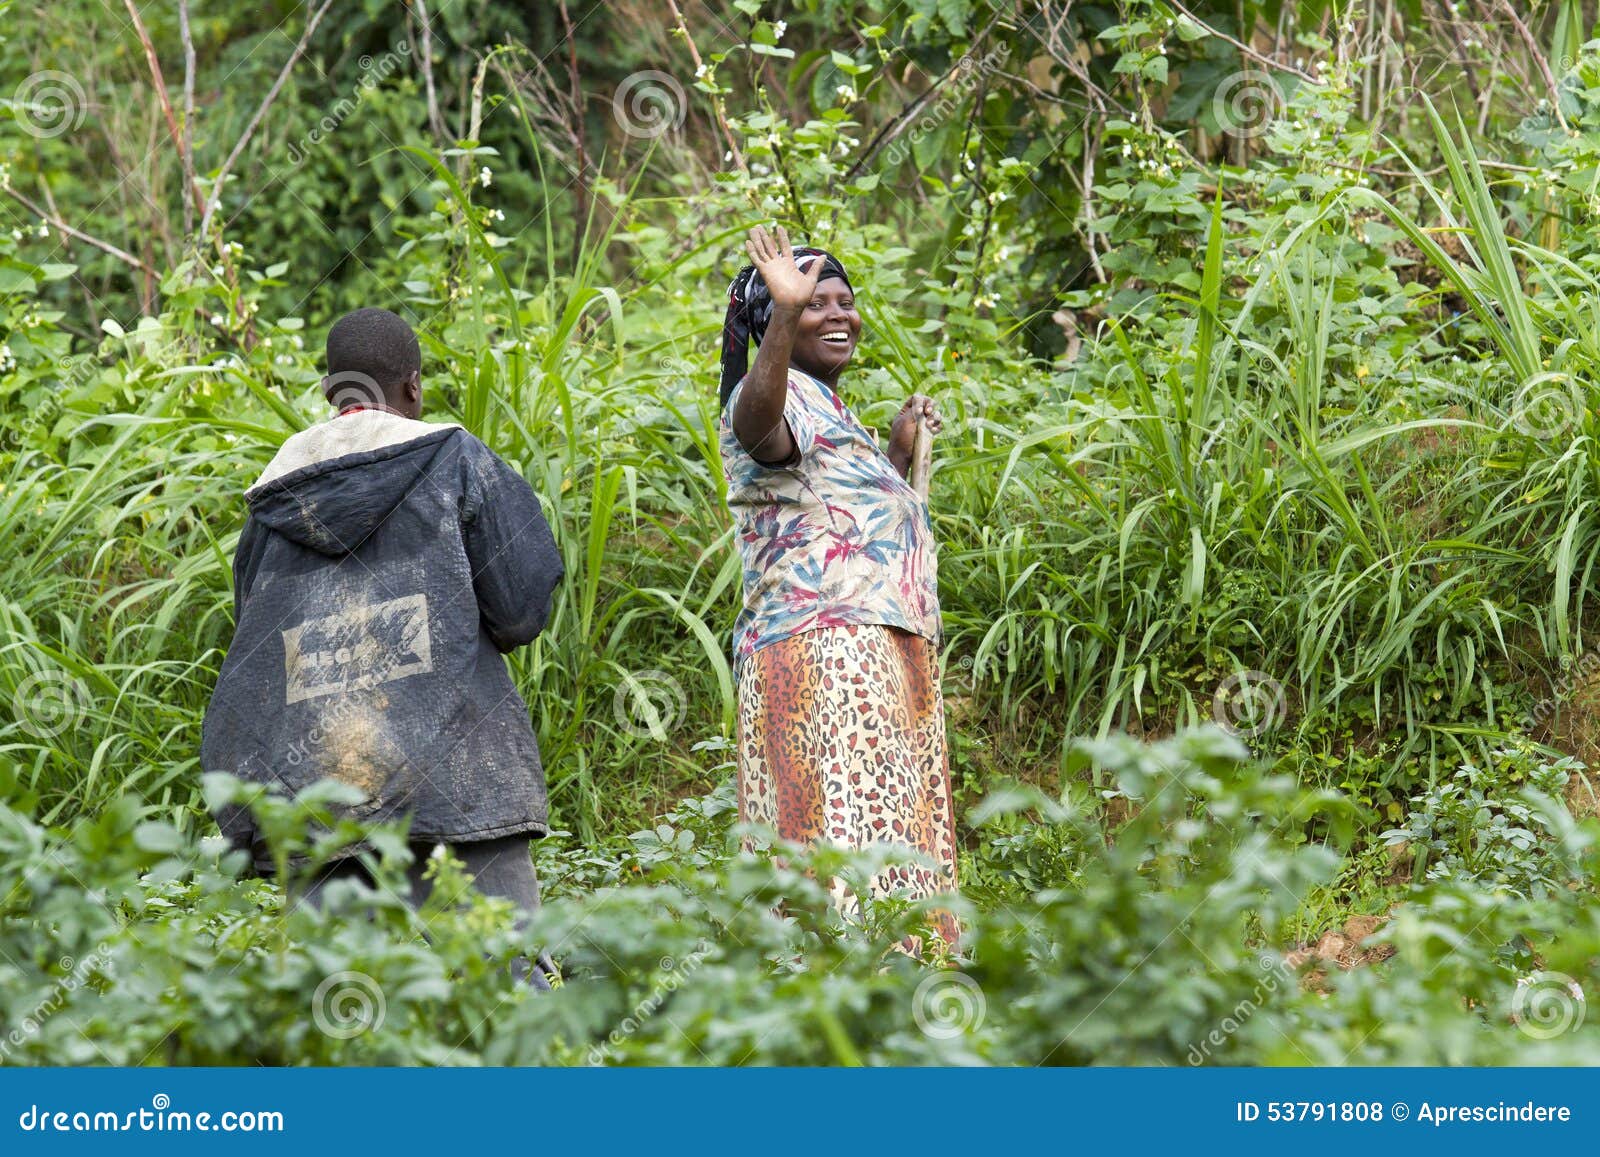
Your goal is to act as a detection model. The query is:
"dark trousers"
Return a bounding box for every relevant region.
[303,834,553,987]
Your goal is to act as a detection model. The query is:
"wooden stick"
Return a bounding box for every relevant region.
[909,415,933,501]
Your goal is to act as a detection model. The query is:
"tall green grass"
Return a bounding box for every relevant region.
[8,91,1600,839]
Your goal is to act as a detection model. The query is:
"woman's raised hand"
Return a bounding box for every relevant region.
[746,224,822,311]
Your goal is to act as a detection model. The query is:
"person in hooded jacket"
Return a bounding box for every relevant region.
[201,307,564,959]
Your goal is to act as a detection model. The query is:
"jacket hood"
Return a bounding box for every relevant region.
[245,412,462,556]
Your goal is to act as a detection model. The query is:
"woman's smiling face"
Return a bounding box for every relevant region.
[788,278,860,382]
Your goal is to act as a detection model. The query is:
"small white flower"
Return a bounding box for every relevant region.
[0,345,15,373]
[209,314,225,327]
[695,63,709,80]
[493,208,505,221]
[479,166,492,187]
[773,20,787,40]
[37,224,48,238]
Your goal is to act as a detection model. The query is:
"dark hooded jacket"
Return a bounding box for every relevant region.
[201,410,563,870]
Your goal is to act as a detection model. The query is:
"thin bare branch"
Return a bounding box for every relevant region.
[1167,0,1323,84]
[557,0,592,245]
[178,0,198,238]
[1080,126,1106,283]
[844,6,1009,182]
[664,0,747,173]
[1497,0,1569,130]
[0,183,154,274]
[122,0,205,221]
[37,179,103,330]
[198,0,336,240]
[488,56,581,176]
[413,0,446,145]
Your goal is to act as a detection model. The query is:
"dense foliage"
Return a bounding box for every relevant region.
[4,0,1600,1064]
[5,732,1598,1065]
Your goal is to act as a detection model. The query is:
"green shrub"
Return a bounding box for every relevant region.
[8,729,1597,1067]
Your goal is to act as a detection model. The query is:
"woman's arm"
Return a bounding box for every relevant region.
[731,225,823,464]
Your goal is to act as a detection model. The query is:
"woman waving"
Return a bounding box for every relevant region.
[719,224,958,944]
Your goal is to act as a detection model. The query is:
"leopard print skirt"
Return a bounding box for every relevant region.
[736,623,959,942]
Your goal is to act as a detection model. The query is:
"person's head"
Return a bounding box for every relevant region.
[720,247,858,405]
[786,267,859,386]
[323,307,423,418]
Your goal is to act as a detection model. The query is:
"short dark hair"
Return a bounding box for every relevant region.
[325,307,421,395]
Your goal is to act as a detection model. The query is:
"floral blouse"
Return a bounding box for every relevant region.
[720,369,941,667]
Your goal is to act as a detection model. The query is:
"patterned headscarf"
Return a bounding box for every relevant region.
[719,247,852,408]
